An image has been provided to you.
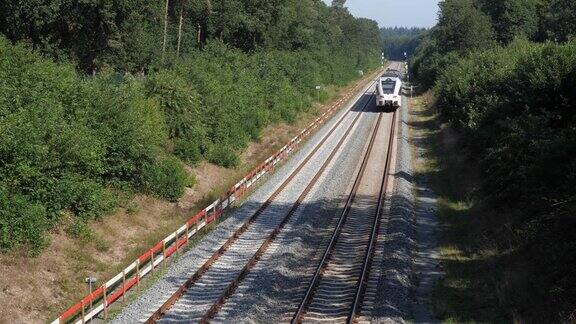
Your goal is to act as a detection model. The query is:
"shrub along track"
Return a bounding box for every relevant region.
[290,108,397,323]
[144,81,379,323]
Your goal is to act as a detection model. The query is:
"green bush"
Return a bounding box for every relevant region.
[436,41,576,208]
[66,219,93,240]
[146,69,205,144]
[173,138,203,165]
[0,191,48,253]
[141,156,187,202]
[155,42,374,170]
[208,145,240,168]
[52,174,117,220]
[0,37,184,251]
[0,12,379,252]
[0,0,384,254]
[86,77,168,185]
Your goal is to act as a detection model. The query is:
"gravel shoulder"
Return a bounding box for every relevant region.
[409,95,443,323]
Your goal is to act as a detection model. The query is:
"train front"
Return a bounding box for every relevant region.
[376,76,402,110]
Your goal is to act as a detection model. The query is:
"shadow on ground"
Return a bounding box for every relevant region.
[157,191,414,323]
[406,98,514,323]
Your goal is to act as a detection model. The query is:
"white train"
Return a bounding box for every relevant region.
[376,69,403,110]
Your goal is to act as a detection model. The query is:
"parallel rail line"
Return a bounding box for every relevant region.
[199,93,376,323]
[146,83,378,323]
[350,107,396,323]
[291,108,397,323]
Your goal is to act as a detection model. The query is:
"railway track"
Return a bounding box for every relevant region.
[291,106,397,323]
[146,80,379,323]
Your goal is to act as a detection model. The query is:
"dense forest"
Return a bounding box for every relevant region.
[380,27,427,60]
[410,0,576,321]
[0,0,381,252]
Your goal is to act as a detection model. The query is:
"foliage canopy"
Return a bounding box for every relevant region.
[0,1,381,252]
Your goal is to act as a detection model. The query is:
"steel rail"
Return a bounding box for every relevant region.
[199,92,377,323]
[291,107,387,324]
[348,108,397,324]
[146,81,378,324]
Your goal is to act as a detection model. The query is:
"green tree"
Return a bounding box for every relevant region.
[0,0,164,73]
[381,27,427,60]
[542,0,576,42]
[435,0,495,54]
[477,0,544,43]
[0,0,383,253]
[331,0,346,8]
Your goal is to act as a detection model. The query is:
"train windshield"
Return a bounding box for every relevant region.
[381,79,396,94]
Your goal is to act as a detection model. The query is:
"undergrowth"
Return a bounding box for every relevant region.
[411,93,576,322]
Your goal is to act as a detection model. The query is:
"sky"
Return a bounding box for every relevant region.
[322,0,441,28]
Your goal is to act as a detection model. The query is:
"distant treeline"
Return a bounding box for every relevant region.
[0,1,382,253]
[380,27,427,60]
[410,0,576,321]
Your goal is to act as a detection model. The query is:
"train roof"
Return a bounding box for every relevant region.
[380,75,402,83]
[380,76,399,82]
[382,69,403,79]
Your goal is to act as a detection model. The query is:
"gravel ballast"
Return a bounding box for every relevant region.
[364,95,416,323]
[363,92,442,324]
[211,98,383,323]
[111,78,378,323]
[113,70,441,324]
[203,90,421,324]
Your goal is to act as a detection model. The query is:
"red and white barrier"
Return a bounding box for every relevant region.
[50,71,380,324]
